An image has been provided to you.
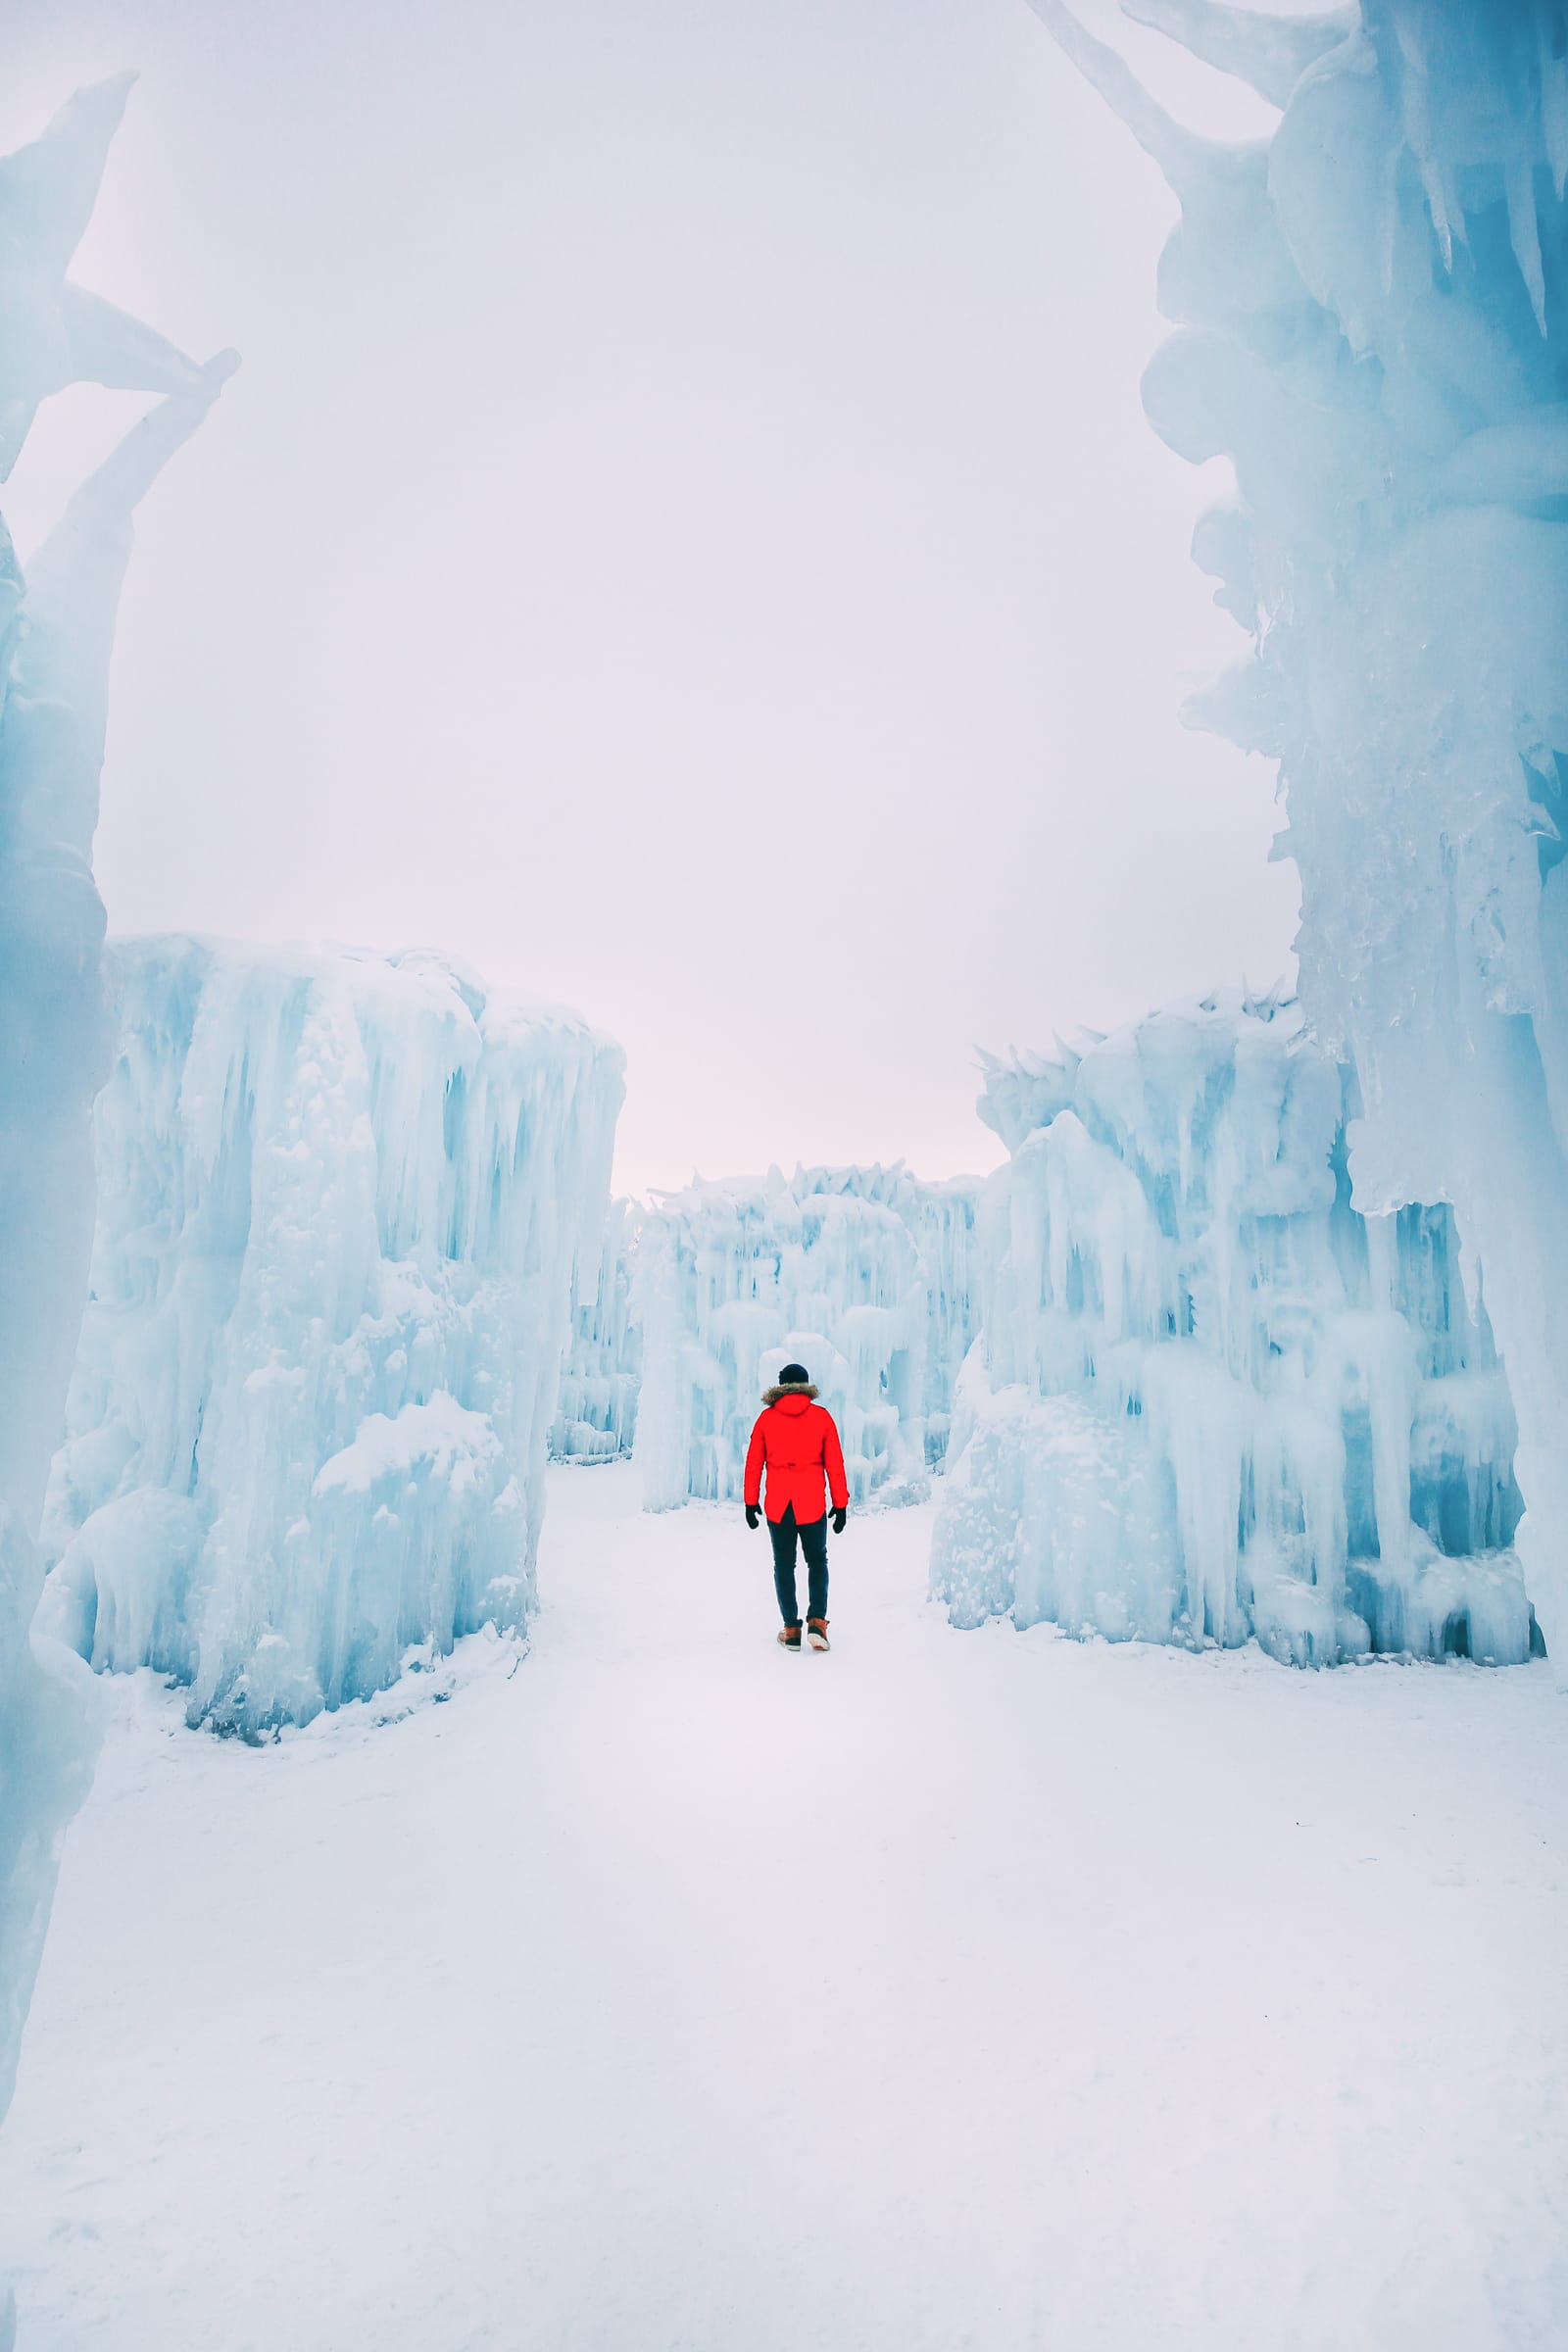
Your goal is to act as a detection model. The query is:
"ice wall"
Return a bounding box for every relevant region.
[551,1198,642,1461]
[634,1164,978,1510]
[1031,0,1568,1667]
[933,994,1535,1663]
[0,75,235,2167]
[39,939,624,1736]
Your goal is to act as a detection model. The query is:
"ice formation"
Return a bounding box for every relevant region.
[933,995,1535,1663]
[1031,0,1568,1668]
[0,74,222,477]
[0,77,235,2161]
[551,1200,642,1461]
[39,939,623,1736]
[634,1165,978,1511]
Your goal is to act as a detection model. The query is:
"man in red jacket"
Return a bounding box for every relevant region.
[743,1362,849,1652]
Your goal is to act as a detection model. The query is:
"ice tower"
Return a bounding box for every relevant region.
[1030,0,1568,1665]
[0,74,236,2168]
[41,939,624,1734]
[933,994,1534,1662]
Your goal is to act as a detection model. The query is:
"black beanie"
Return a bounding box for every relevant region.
[776,1362,812,1388]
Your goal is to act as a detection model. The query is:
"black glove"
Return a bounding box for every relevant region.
[746,1504,761,1530]
[831,1506,848,1535]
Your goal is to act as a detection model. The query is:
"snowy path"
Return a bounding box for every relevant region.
[3,1463,1567,2350]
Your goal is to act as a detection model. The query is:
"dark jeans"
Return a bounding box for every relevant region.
[768,1504,828,1625]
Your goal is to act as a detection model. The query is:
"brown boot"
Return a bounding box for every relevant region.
[807,1619,830,1652]
[777,1622,802,1650]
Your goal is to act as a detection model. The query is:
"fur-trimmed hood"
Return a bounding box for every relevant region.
[761,1381,818,1406]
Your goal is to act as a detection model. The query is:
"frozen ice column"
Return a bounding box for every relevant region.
[551,1199,643,1461]
[932,995,1534,1665]
[0,70,236,2164]
[0,380,237,2129]
[42,942,625,1734]
[1030,1,1568,1667]
[633,1164,978,1510]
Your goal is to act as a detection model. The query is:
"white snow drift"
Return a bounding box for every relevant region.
[40,939,623,1736]
[6,1462,1566,2352]
[934,995,1535,1665]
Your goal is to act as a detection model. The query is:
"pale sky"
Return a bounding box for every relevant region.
[6,0,1302,1197]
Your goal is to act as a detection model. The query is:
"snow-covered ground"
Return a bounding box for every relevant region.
[3,1464,1566,2350]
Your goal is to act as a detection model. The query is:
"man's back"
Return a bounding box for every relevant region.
[744,1384,848,1525]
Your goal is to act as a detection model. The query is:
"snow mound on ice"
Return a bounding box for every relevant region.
[314,1396,503,1497]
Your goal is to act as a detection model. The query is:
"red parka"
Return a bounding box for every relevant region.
[744,1393,849,1525]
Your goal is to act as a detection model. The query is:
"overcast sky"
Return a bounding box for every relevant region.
[7,0,1302,1197]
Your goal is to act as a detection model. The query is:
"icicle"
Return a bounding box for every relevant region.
[1506,143,1547,335]
[1540,12,1568,198]
[1391,11,1461,269]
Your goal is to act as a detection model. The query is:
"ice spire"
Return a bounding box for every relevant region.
[0,73,237,2210]
[0,74,214,477]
